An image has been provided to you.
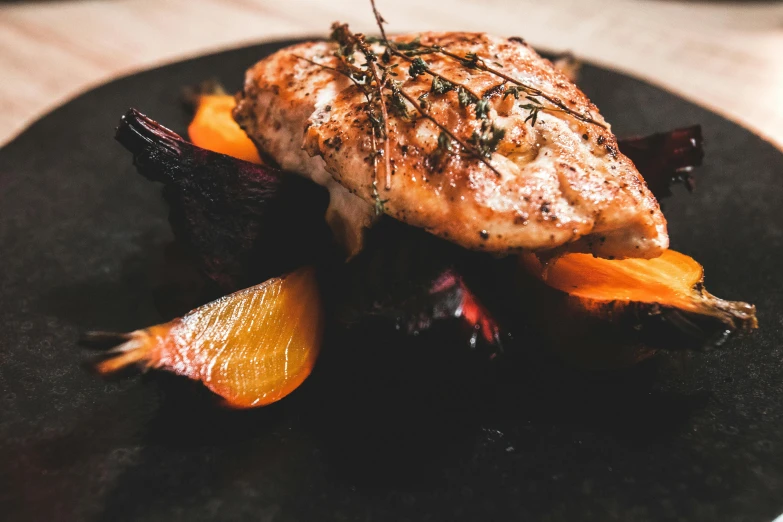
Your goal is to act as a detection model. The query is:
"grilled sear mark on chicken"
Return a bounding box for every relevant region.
[234,32,668,259]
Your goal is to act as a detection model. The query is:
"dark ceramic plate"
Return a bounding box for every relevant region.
[1,40,783,522]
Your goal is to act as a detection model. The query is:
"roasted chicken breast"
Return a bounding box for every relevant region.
[234,31,668,259]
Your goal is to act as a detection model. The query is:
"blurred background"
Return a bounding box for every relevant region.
[0,0,781,149]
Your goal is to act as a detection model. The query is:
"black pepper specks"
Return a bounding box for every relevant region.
[324,136,342,149]
[479,230,490,240]
[483,83,505,98]
[597,135,606,146]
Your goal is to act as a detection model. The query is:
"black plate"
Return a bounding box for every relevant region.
[2,41,782,522]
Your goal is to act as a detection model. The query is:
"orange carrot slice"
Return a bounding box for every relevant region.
[188,94,262,164]
[520,250,757,332]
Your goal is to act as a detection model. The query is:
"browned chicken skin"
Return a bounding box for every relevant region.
[234,32,668,259]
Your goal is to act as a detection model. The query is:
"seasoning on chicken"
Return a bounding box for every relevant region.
[234,30,668,259]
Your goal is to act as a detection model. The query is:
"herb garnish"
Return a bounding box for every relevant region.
[294,0,608,213]
[470,122,506,159]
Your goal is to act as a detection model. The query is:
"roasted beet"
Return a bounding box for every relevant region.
[116,109,331,292]
[618,125,704,199]
[324,219,503,354]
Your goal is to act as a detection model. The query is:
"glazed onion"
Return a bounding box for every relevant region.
[96,267,323,408]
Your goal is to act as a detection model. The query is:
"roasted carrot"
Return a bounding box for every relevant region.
[188,94,262,164]
[512,250,758,367]
[520,250,757,332]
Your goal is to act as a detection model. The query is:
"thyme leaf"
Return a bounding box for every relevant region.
[395,36,421,51]
[403,47,437,57]
[520,95,544,126]
[408,57,428,78]
[429,131,454,166]
[458,86,478,108]
[438,131,453,152]
[372,181,389,215]
[389,81,410,119]
[469,123,506,159]
[521,105,540,126]
[503,86,523,100]
[461,52,481,69]
[475,98,491,120]
[431,76,454,95]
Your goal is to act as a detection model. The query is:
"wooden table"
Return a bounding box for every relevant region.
[1,0,781,150]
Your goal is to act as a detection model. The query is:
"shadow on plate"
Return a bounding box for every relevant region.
[21,235,710,520]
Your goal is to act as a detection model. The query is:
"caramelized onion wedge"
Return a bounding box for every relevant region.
[96,267,323,408]
[520,250,758,333]
[188,94,262,164]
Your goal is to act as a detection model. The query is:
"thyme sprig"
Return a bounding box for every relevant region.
[432,46,606,128]
[370,0,390,44]
[399,55,483,105]
[369,0,496,130]
[430,131,453,165]
[331,23,394,193]
[297,54,390,215]
[469,122,506,158]
[302,1,613,208]
[292,55,362,90]
[364,9,607,131]
[329,16,505,178]
[367,0,504,173]
[290,1,610,219]
[392,87,504,177]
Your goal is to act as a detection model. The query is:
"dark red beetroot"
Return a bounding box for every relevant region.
[116,109,331,292]
[618,125,703,199]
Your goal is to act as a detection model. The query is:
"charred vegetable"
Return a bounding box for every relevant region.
[94,267,323,408]
[617,126,703,199]
[515,250,757,366]
[188,94,262,164]
[116,109,331,292]
[327,219,502,351]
